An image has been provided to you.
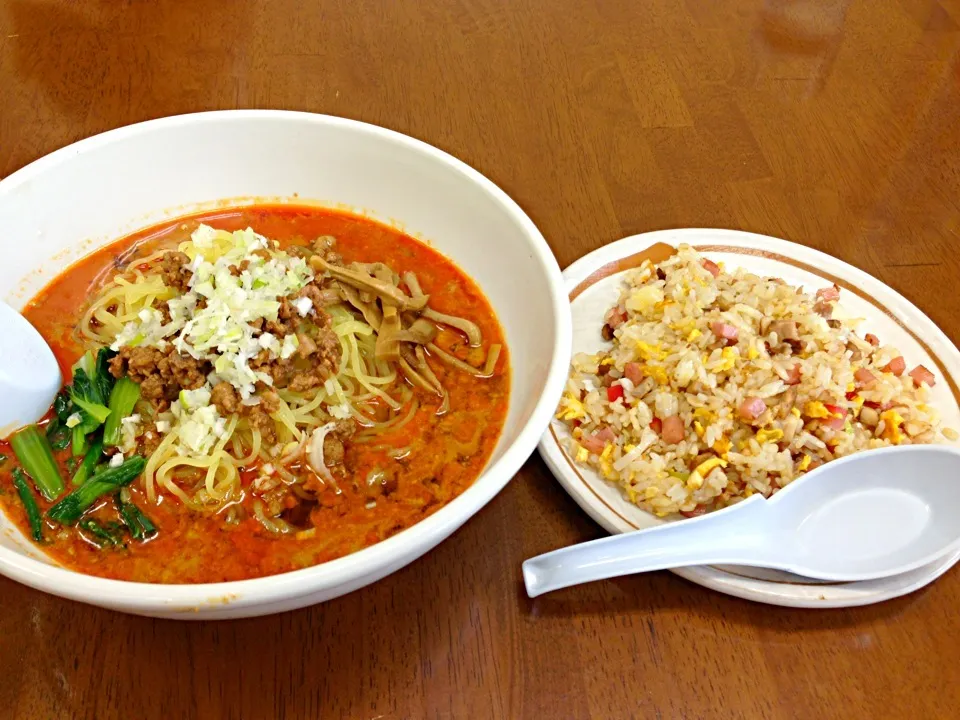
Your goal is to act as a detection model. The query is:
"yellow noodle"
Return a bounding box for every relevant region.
[272,396,304,442]
[80,245,455,514]
[143,428,181,503]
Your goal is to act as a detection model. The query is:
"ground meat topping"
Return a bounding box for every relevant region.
[110,346,211,410]
[210,382,240,415]
[321,419,356,468]
[160,251,192,293]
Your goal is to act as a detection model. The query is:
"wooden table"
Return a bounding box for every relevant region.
[2,1,959,718]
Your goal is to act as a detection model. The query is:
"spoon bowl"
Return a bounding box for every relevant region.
[0,302,61,437]
[523,445,960,597]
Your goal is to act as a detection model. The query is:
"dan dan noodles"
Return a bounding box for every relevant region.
[0,206,509,583]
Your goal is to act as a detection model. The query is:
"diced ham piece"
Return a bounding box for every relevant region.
[580,434,606,454]
[660,415,685,444]
[594,426,616,443]
[607,384,625,402]
[604,307,628,328]
[710,322,739,341]
[701,259,721,278]
[738,396,767,420]
[650,417,662,434]
[816,285,840,302]
[820,403,847,430]
[854,368,877,388]
[624,362,644,385]
[865,333,880,347]
[785,364,802,385]
[821,416,845,431]
[883,356,906,376]
[909,365,936,388]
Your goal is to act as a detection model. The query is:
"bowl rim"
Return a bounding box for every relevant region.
[0,109,573,610]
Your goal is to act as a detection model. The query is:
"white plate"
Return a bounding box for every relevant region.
[538,228,960,608]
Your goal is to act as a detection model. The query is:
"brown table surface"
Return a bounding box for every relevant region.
[2,1,960,718]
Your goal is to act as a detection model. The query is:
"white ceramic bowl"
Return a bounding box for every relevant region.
[0,111,571,618]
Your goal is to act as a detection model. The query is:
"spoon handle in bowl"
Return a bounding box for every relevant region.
[522,494,773,597]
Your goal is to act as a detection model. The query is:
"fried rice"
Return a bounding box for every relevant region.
[556,245,954,518]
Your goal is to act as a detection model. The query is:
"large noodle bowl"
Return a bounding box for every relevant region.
[0,206,510,583]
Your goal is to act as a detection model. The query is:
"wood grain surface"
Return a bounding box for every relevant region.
[2,1,960,718]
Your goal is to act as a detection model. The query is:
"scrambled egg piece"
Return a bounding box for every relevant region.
[755,428,784,444]
[599,357,614,366]
[693,407,715,422]
[687,471,704,490]
[635,341,667,361]
[694,457,728,477]
[644,486,660,499]
[716,347,738,371]
[747,345,760,360]
[798,455,812,471]
[804,401,830,419]
[687,328,702,342]
[880,409,905,444]
[641,364,669,385]
[694,421,705,438]
[712,436,731,456]
[575,446,589,463]
[558,396,587,421]
[791,407,802,418]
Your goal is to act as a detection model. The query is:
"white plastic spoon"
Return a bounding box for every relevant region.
[0,301,62,437]
[523,445,960,597]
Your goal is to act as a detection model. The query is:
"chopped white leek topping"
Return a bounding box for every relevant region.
[111,224,314,398]
[292,296,314,317]
[65,412,82,429]
[109,453,125,468]
[171,397,227,457]
[120,414,142,453]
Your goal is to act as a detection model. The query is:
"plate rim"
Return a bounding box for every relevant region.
[539,227,960,608]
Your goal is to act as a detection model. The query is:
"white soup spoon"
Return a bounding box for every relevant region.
[0,301,62,437]
[523,445,960,597]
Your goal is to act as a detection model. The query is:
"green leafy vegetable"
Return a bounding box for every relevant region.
[115,492,157,540]
[71,351,96,381]
[94,348,116,404]
[78,519,123,548]
[10,425,65,501]
[103,377,140,447]
[47,456,146,524]
[53,390,72,422]
[12,468,44,542]
[58,351,118,458]
[45,418,71,451]
[71,437,104,487]
[70,391,111,425]
[72,425,90,458]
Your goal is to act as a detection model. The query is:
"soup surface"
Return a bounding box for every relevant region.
[0,205,509,582]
